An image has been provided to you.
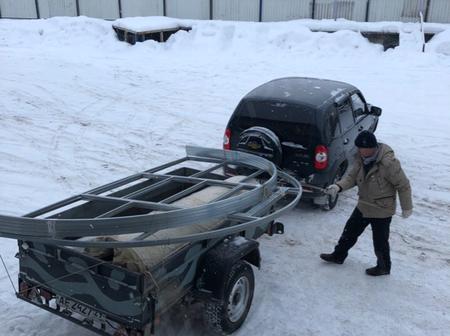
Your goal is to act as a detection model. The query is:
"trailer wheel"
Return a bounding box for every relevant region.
[204,261,254,335]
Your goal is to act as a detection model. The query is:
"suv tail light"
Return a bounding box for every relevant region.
[223,128,231,150]
[314,145,328,170]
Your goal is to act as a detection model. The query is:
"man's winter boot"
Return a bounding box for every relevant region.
[320,253,345,264]
[365,266,390,276]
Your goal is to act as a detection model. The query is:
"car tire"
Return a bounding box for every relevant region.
[237,127,283,167]
[204,261,255,335]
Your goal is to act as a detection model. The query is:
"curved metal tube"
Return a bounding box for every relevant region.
[0,147,292,242]
[2,171,301,247]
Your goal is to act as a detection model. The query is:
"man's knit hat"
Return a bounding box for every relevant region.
[355,131,377,148]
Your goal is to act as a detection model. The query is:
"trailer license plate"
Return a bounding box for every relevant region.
[57,296,106,322]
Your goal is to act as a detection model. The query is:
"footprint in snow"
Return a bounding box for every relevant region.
[285,238,302,246]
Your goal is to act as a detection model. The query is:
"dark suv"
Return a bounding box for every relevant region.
[223,77,382,210]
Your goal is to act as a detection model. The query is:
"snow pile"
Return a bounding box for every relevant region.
[427,29,450,56]
[0,16,381,59]
[1,16,449,58]
[0,16,117,52]
[162,20,383,58]
[287,18,449,34]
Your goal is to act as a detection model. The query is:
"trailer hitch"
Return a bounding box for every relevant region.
[267,221,284,236]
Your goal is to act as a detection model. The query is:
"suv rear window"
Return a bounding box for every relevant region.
[233,100,320,147]
[237,100,315,124]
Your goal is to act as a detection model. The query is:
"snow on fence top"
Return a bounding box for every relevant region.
[300,18,449,34]
[112,16,450,35]
[113,16,191,33]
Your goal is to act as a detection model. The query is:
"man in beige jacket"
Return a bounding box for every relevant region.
[320,131,413,276]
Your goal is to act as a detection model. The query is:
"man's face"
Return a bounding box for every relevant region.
[358,147,377,158]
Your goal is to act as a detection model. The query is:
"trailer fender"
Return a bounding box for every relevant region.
[197,237,260,300]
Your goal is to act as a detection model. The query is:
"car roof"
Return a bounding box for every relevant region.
[242,77,357,109]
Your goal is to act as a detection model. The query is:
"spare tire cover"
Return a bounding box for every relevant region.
[237,126,283,167]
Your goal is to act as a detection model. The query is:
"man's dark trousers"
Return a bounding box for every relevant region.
[333,207,392,270]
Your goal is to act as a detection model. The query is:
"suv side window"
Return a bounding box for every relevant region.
[351,93,366,122]
[328,108,340,138]
[338,100,354,133]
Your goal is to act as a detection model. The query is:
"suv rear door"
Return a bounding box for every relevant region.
[228,100,321,178]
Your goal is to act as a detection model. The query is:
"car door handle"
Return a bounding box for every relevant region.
[344,138,349,145]
[358,126,364,131]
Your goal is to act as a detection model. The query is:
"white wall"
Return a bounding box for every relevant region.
[213,0,259,22]
[349,0,368,21]
[262,0,310,22]
[0,0,37,18]
[38,0,77,18]
[1,0,450,23]
[78,0,120,19]
[428,0,450,23]
[121,0,164,17]
[368,0,423,22]
[166,0,210,20]
[314,0,368,21]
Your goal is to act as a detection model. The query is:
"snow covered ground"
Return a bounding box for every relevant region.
[0,16,450,336]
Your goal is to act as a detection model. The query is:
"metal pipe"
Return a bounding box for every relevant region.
[259,0,263,22]
[81,194,182,211]
[145,156,188,174]
[124,177,172,199]
[118,0,122,18]
[365,0,371,22]
[35,0,40,19]
[142,173,258,189]
[24,195,84,218]
[0,147,286,243]
[332,0,338,20]
[28,174,301,248]
[312,0,316,19]
[209,0,213,20]
[87,173,144,195]
[160,181,208,204]
[190,162,225,177]
[425,0,432,22]
[76,0,80,16]
[96,202,133,218]
[213,185,245,202]
[163,0,166,17]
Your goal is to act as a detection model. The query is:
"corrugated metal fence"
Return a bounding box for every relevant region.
[0,0,449,23]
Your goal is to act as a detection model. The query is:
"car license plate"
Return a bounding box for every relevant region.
[57,296,106,322]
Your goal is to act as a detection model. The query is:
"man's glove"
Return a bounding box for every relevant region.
[324,184,340,198]
[402,209,413,219]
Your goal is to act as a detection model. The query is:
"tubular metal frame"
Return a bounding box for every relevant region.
[0,147,302,247]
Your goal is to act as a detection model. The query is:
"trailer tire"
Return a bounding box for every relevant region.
[204,261,254,335]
